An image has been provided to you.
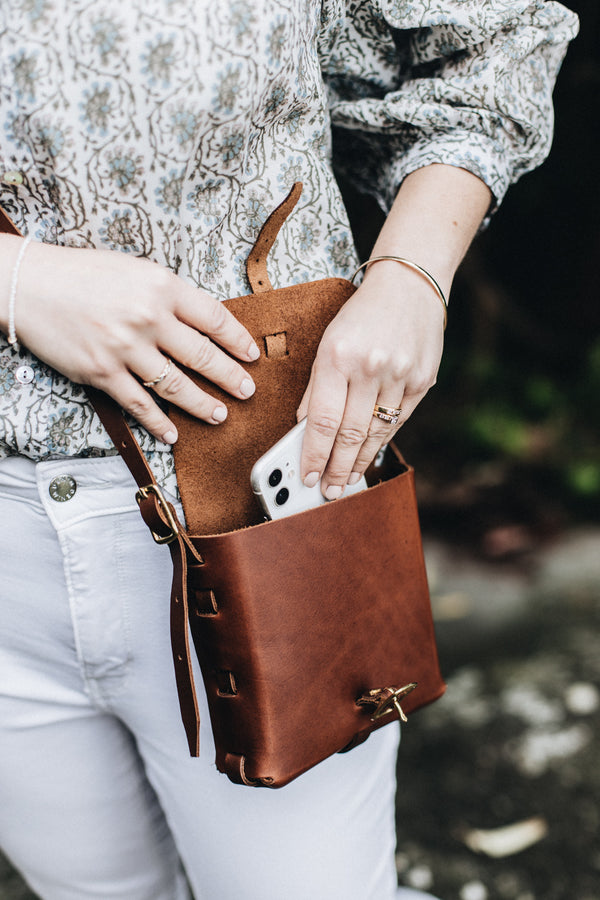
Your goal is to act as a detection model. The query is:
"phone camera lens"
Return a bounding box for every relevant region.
[275,487,289,506]
[268,469,283,487]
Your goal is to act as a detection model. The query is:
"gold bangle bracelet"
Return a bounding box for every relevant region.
[351,255,448,330]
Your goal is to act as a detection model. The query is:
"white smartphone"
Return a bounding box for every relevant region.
[250,418,368,520]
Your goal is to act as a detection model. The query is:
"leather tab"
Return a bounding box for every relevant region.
[245,182,302,293]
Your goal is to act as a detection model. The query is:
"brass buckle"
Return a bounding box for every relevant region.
[365,683,418,723]
[135,484,180,545]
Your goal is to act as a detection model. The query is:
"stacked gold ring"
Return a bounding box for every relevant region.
[373,404,402,426]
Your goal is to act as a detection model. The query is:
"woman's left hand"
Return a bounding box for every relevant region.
[297,259,446,498]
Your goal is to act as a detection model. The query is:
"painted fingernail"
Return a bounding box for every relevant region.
[325,484,343,501]
[347,471,361,485]
[247,341,260,361]
[211,406,227,423]
[162,429,178,444]
[303,472,320,488]
[239,377,256,398]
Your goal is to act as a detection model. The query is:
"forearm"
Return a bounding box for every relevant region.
[366,163,493,298]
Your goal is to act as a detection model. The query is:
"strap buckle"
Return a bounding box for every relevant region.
[136,484,180,544]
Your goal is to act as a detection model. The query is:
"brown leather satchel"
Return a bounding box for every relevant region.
[1,185,445,787]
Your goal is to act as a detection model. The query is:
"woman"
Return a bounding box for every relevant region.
[0,2,577,898]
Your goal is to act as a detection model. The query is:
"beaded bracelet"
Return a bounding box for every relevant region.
[7,234,32,346]
[351,255,448,330]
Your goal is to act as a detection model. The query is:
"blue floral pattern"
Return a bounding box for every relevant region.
[0,0,578,493]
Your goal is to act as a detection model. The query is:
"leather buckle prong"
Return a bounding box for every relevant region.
[136,484,180,544]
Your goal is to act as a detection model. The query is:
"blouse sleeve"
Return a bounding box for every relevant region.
[320,0,579,214]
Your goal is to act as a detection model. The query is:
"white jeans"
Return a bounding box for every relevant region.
[0,455,434,900]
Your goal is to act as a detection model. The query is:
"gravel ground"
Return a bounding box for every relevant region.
[395,529,600,900]
[2,528,599,900]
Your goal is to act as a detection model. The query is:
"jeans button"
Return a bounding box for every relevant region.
[48,475,77,502]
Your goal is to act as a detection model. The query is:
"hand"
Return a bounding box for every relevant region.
[11,239,259,443]
[297,260,446,497]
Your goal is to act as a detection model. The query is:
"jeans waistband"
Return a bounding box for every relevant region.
[0,455,154,531]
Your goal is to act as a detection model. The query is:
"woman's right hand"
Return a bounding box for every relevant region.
[1,236,259,444]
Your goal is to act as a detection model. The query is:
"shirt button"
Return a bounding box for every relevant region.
[15,365,35,384]
[48,475,77,502]
[2,170,24,186]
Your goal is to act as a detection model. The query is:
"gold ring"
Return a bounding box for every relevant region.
[373,404,401,426]
[142,358,172,388]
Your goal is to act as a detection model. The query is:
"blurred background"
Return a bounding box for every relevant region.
[1,1,598,898]
[406,0,599,549]
[384,2,599,897]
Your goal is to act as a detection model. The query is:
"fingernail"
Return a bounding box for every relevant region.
[325,484,343,501]
[247,341,260,361]
[303,472,320,488]
[211,406,227,423]
[239,377,255,398]
[347,471,361,485]
[162,429,178,444]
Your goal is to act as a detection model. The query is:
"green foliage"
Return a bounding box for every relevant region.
[567,461,600,496]
[465,407,533,458]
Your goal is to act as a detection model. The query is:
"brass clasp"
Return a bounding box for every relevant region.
[136,484,180,544]
[360,683,418,724]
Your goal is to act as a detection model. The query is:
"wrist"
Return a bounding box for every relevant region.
[367,229,461,301]
[368,163,492,295]
[354,256,448,328]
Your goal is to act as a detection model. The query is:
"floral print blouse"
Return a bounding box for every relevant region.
[0,0,578,492]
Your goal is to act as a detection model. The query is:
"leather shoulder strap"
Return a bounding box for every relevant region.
[84,387,157,489]
[0,205,21,235]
